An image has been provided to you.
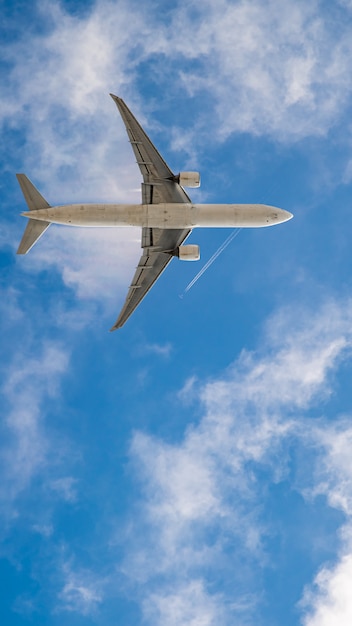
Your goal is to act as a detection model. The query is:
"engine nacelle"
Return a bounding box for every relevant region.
[175,171,201,188]
[177,244,200,261]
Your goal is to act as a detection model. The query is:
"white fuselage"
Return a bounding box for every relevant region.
[23,203,293,228]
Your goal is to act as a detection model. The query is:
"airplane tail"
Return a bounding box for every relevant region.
[16,174,51,254]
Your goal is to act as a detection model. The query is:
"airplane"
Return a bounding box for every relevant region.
[16,94,293,330]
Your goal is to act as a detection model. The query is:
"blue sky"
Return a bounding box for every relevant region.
[2,0,352,624]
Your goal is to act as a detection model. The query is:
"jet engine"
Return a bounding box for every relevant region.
[173,172,201,188]
[177,244,200,261]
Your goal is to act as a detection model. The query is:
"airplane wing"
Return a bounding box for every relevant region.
[109,95,192,330]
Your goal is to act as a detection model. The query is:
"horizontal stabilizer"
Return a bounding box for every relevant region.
[16,173,51,254]
[17,218,51,254]
[16,173,50,211]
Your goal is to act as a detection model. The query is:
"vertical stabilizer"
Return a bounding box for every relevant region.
[16,174,51,254]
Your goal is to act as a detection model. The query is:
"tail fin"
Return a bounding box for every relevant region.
[16,174,51,254]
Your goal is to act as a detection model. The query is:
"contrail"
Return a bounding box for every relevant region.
[180,228,242,297]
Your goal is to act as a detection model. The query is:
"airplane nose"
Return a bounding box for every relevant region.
[283,210,294,221]
[270,209,293,224]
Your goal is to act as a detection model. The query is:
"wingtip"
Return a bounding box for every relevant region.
[109,316,124,331]
[110,94,127,111]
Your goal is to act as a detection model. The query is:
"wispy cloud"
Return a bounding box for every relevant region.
[17,224,141,306]
[4,0,352,180]
[57,559,104,616]
[5,0,352,308]
[0,293,107,618]
[160,0,352,141]
[142,580,225,626]
[177,375,199,404]
[2,0,149,193]
[49,477,78,503]
[143,342,173,358]
[4,4,352,622]
[298,418,352,625]
[0,339,69,514]
[302,554,352,626]
[126,299,352,625]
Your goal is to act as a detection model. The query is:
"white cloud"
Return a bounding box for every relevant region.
[126,300,352,625]
[4,0,352,179]
[306,424,352,515]
[143,342,173,358]
[0,293,105,618]
[177,375,199,404]
[0,341,69,510]
[302,555,352,626]
[49,477,78,503]
[17,224,141,305]
[143,580,225,626]
[152,0,352,141]
[32,523,54,538]
[342,158,352,184]
[297,417,352,625]
[5,0,352,312]
[3,0,149,192]
[58,560,103,616]
[6,1,147,311]
[338,0,352,9]
[0,292,74,523]
[4,6,352,617]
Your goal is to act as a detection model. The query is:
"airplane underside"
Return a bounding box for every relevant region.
[16,94,293,329]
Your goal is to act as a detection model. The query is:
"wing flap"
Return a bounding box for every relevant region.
[110,94,191,204]
[110,227,191,330]
[110,250,172,330]
[110,95,173,183]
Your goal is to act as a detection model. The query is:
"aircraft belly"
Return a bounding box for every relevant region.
[193,204,292,227]
[145,204,194,228]
[145,204,291,228]
[23,204,195,228]
[22,203,291,228]
[23,204,147,227]
[64,204,147,226]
